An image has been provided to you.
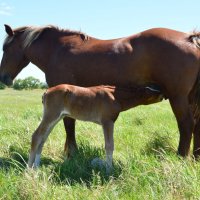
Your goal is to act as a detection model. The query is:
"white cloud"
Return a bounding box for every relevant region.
[0,2,13,16]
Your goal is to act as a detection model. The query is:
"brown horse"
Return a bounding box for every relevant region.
[1,24,200,158]
[28,84,163,171]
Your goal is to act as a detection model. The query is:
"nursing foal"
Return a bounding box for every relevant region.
[28,84,163,170]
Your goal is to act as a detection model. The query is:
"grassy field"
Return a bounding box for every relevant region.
[1,88,200,200]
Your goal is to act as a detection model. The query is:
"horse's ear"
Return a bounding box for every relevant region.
[4,24,14,36]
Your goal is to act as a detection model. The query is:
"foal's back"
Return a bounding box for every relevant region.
[44,84,121,123]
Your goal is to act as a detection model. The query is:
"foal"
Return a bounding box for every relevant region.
[28,84,163,170]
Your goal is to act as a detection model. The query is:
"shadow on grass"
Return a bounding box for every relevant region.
[142,132,176,158]
[52,143,123,185]
[0,143,123,186]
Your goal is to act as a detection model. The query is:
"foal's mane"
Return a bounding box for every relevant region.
[4,25,89,49]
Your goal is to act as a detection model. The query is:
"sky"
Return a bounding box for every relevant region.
[0,0,200,82]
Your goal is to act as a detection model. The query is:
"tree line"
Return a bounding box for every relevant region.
[0,76,48,90]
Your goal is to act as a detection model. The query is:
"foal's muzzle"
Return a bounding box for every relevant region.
[145,86,164,102]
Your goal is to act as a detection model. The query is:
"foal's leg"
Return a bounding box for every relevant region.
[28,114,61,168]
[169,97,194,157]
[63,117,77,158]
[102,120,114,172]
[193,119,200,158]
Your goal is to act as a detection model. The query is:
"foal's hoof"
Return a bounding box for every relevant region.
[91,157,106,168]
[91,157,112,174]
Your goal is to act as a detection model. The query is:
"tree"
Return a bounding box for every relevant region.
[13,79,25,90]
[13,77,48,90]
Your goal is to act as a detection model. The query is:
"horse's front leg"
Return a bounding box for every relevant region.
[63,117,77,158]
[169,97,194,157]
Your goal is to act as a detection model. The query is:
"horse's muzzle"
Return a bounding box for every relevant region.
[0,75,13,86]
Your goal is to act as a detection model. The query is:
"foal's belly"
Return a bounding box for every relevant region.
[70,111,102,125]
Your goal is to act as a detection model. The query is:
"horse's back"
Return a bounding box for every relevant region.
[126,28,200,96]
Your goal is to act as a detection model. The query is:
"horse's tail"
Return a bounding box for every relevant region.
[188,32,200,49]
[189,32,200,121]
[190,74,200,121]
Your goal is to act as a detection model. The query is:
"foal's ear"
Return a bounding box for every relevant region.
[4,24,14,36]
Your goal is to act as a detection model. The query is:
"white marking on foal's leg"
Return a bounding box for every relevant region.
[34,154,41,168]
[28,153,36,168]
[106,154,113,168]
[105,151,113,174]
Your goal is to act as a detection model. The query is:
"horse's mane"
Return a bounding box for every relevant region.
[3,25,89,49]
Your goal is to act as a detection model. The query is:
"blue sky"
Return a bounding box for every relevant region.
[0,0,200,82]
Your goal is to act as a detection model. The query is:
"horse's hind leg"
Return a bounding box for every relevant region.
[63,117,77,158]
[169,97,194,156]
[193,119,200,158]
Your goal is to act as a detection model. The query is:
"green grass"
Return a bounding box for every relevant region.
[0,88,200,199]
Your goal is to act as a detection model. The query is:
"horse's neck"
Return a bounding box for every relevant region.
[25,39,56,73]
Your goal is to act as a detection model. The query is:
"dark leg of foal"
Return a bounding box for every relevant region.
[63,117,77,158]
[193,119,200,158]
[169,97,194,157]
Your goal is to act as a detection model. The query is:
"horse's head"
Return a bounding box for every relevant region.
[0,25,30,85]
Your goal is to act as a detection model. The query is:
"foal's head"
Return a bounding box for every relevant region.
[0,25,30,85]
[138,86,164,105]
